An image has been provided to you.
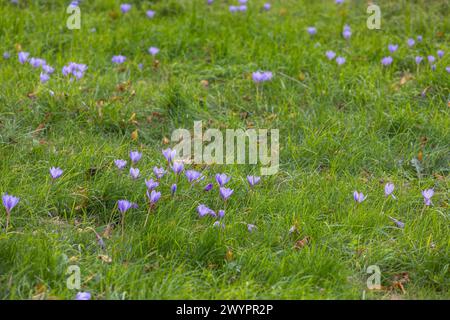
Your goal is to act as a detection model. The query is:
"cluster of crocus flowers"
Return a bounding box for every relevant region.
[17,52,55,83]
[75,291,91,300]
[252,71,273,83]
[381,56,393,66]
[112,55,126,64]
[62,62,87,80]
[353,191,367,203]
[422,189,434,206]
[325,50,345,65]
[2,194,20,230]
[342,24,351,39]
[229,4,247,12]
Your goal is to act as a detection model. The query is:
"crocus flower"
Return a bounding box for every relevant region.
[427,55,435,64]
[62,62,87,80]
[342,25,351,39]
[207,0,214,4]
[437,50,444,58]
[114,159,127,170]
[204,183,213,192]
[247,224,257,232]
[40,72,50,83]
[2,194,20,215]
[229,5,238,12]
[50,167,63,179]
[215,173,230,186]
[213,221,225,229]
[384,183,396,199]
[353,191,366,203]
[381,56,393,66]
[75,292,91,300]
[120,3,131,13]
[238,0,247,3]
[148,47,159,56]
[129,167,140,179]
[145,179,159,190]
[417,35,423,42]
[129,151,142,164]
[29,57,46,68]
[431,64,436,71]
[389,216,405,229]
[153,166,166,179]
[147,190,161,204]
[18,51,29,64]
[185,170,202,183]
[415,56,423,64]
[218,210,225,218]
[446,66,450,73]
[307,27,317,35]
[336,0,344,3]
[117,200,132,213]
[219,187,234,201]
[112,55,126,64]
[388,44,398,53]
[336,56,346,65]
[422,189,434,206]
[197,204,215,217]
[146,10,155,18]
[407,38,415,47]
[263,3,271,10]
[326,50,336,60]
[238,5,247,11]
[171,184,177,196]
[247,175,261,187]
[252,71,273,83]
[162,148,176,163]
[42,64,55,74]
[171,161,184,174]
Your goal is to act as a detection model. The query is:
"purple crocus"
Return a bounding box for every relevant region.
[431,64,436,71]
[29,57,46,68]
[415,56,423,64]
[153,166,166,179]
[2,194,20,219]
[129,151,142,164]
[146,10,155,18]
[18,51,29,64]
[388,44,398,53]
[171,161,184,175]
[213,221,225,229]
[117,200,132,213]
[238,5,247,11]
[219,187,234,201]
[353,191,366,203]
[204,183,213,192]
[229,5,238,13]
[381,56,393,66]
[263,3,271,10]
[40,72,50,84]
[42,64,55,74]
[252,71,273,83]
[171,184,177,196]
[437,50,444,58]
[3,52,10,59]
[417,35,423,42]
[326,50,336,60]
[145,179,159,190]
[185,170,202,183]
[247,175,261,187]
[120,3,131,13]
[247,224,257,232]
[307,27,317,35]
[62,62,87,80]
[407,38,415,47]
[215,173,230,186]
[147,190,161,204]
[342,25,351,39]
[112,55,126,64]
[162,148,176,163]
[75,292,91,300]
[129,167,140,179]
[446,66,450,73]
[218,210,225,218]
[238,0,247,3]
[336,56,346,65]
[50,167,63,180]
[148,47,159,56]
[197,204,215,218]
[427,55,435,64]
[336,0,344,3]
[114,159,127,170]
[422,189,434,206]
[384,183,396,199]
[389,216,405,229]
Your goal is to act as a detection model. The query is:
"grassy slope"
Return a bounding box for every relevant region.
[0,0,449,299]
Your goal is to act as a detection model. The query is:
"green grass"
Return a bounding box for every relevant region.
[0,0,449,300]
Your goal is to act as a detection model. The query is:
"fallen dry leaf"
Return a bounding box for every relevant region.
[98,254,112,264]
[295,236,311,250]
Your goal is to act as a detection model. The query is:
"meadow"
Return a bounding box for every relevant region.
[0,0,449,300]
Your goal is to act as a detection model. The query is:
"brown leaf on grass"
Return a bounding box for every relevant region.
[225,248,233,262]
[153,59,160,69]
[32,283,47,300]
[27,92,37,100]
[98,254,112,264]
[294,236,311,250]
[102,224,114,239]
[131,129,139,141]
[417,150,423,162]
[391,272,409,294]
[399,73,414,86]
[108,11,119,19]
[200,80,209,88]
[116,81,131,92]
[162,136,170,145]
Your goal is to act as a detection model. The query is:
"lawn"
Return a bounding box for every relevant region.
[0,0,449,300]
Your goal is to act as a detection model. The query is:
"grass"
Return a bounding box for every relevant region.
[0,0,449,300]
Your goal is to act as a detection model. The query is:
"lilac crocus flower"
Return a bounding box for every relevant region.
[247,176,261,187]
[153,166,166,179]
[129,167,140,179]
[229,5,238,12]
[252,71,273,83]
[389,216,405,229]
[42,64,55,74]
[207,0,213,4]
[407,38,415,47]
[417,35,423,42]
[431,64,436,71]
[427,55,435,64]
[247,224,257,232]
[219,187,234,201]
[307,27,317,36]
[2,194,20,215]
[213,221,225,229]
[342,25,351,39]
[238,0,247,3]
[336,56,346,65]
[50,167,63,180]
[120,3,131,13]
[75,292,91,300]
[162,148,176,163]
[147,190,161,204]
[197,204,215,218]
[3,52,10,59]
[117,200,132,213]
[437,50,444,58]
[114,159,127,170]
[145,179,159,190]
[171,184,177,196]
[146,10,155,18]
[384,183,396,199]
[18,52,29,64]
[215,173,230,186]
[129,151,142,164]
[326,50,336,60]
[40,72,50,84]
[62,62,87,80]
[204,183,213,192]
[29,57,46,68]
[415,56,423,64]
[112,55,126,64]
[381,56,393,66]
[263,3,271,10]
[171,161,184,175]
[422,189,434,206]
[148,47,159,56]
[388,44,398,53]
[336,0,344,4]
[218,210,225,218]
[353,191,366,203]
[185,170,202,183]
[446,66,450,73]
